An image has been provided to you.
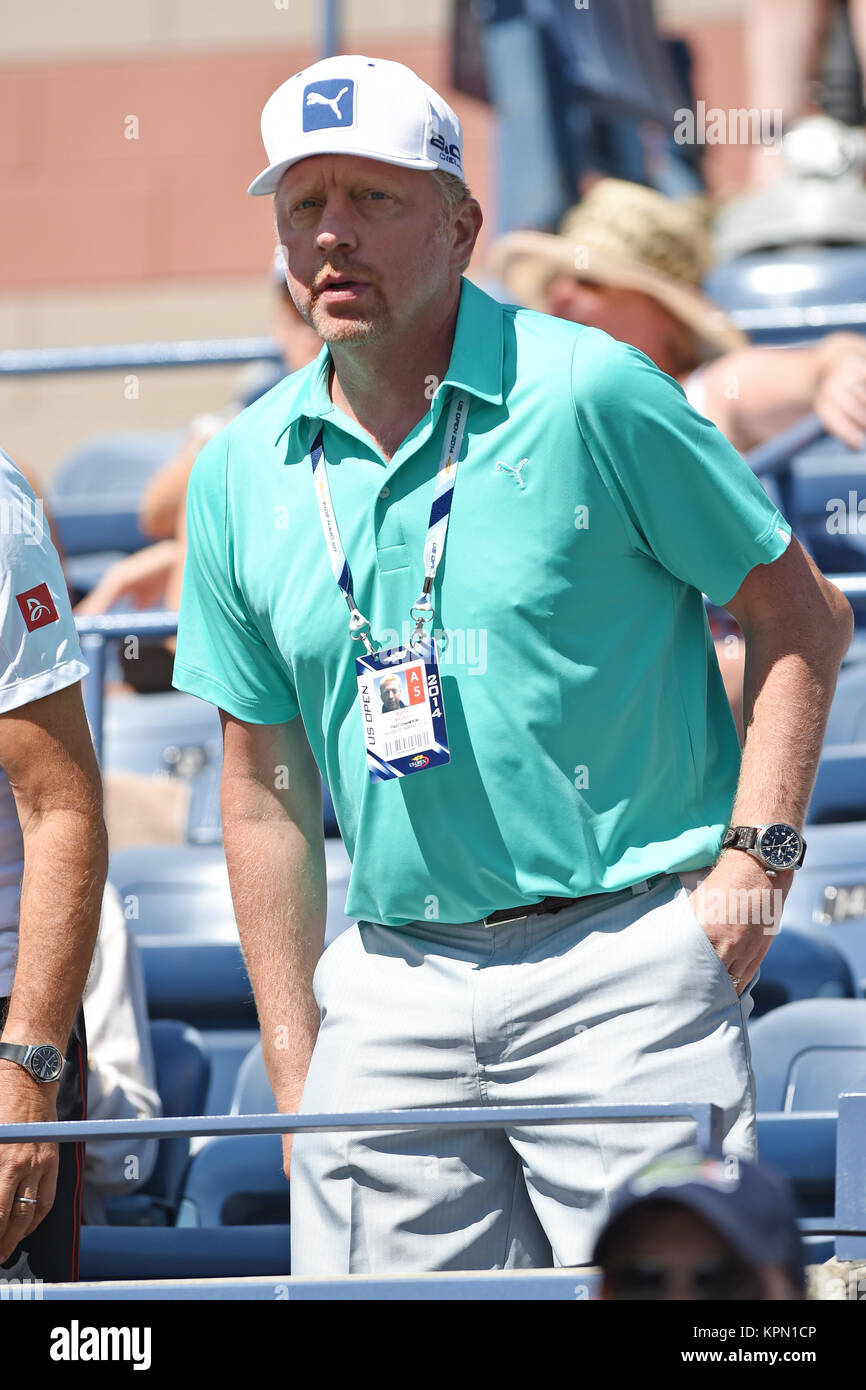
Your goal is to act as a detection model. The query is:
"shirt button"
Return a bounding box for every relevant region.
[379,485,390,498]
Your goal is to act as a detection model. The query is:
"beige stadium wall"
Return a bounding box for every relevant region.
[1,0,747,484]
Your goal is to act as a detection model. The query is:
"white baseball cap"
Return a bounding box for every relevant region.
[248,54,464,197]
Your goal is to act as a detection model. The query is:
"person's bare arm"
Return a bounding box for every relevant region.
[72,539,181,616]
[689,537,853,985]
[0,682,108,1260]
[138,433,201,540]
[219,711,326,1177]
[700,333,866,451]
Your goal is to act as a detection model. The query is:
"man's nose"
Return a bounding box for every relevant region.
[316,201,359,256]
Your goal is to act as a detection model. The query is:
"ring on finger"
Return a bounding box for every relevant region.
[13,1195,38,1206]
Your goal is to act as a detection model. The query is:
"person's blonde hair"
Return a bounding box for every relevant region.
[432,170,475,273]
[433,168,472,212]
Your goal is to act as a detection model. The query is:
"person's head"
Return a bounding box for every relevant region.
[380,676,402,710]
[542,276,700,379]
[249,57,482,353]
[487,178,747,378]
[594,1151,806,1301]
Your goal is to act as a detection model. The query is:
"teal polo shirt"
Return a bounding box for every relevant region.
[173,277,791,926]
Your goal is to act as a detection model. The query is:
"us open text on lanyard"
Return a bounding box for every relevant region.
[310,392,468,782]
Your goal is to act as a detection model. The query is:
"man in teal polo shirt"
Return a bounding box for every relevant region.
[173,56,853,1273]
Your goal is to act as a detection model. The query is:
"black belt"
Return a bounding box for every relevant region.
[481,875,668,928]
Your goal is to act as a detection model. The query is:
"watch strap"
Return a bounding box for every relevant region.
[722,826,758,851]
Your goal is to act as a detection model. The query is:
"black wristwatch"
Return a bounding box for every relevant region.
[722,823,806,872]
[0,1041,65,1083]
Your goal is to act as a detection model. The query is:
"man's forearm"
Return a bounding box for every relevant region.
[2,808,107,1049]
[727,616,851,837]
[223,812,326,1104]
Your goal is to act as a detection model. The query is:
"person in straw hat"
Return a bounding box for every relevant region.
[488,178,866,454]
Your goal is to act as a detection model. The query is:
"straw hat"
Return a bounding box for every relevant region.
[487,178,747,357]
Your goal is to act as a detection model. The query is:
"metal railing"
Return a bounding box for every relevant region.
[1,1093,864,1298]
[0,1100,724,1150]
[76,611,180,764]
[0,1100,721,1299]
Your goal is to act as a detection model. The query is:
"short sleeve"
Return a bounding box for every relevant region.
[172,432,299,723]
[0,450,88,714]
[572,334,792,606]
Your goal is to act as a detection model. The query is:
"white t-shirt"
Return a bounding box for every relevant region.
[0,449,88,995]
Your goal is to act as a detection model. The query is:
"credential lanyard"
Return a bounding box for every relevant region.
[310,392,469,654]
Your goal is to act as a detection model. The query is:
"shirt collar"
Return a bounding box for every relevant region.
[274,277,504,446]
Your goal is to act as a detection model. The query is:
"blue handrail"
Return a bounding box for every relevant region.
[0,1101,723,1151]
[0,338,282,377]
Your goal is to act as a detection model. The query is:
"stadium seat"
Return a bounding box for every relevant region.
[138,940,255,1027]
[755,1111,837,1246]
[704,246,866,345]
[110,839,355,949]
[784,435,866,575]
[108,844,238,939]
[230,1041,275,1116]
[175,1135,288,1228]
[807,744,866,823]
[201,1028,262,1117]
[49,430,186,593]
[749,1000,866,1245]
[80,1225,290,1281]
[105,1019,210,1226]
[825,659,866,745]
[749,999,866,1110]
[751,925,857,1018]
[103,690,222,780]
[50,429,186,507]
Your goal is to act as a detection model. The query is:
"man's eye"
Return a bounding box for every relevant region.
[365,191,389,201]
[294,200,318,212]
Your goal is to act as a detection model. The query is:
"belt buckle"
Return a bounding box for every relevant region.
[482,907,530,928]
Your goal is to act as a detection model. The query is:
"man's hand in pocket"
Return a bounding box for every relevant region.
[686,852,794,992]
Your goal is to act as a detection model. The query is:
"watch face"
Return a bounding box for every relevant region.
[758,823,802,869]
[29,1045,63,1082]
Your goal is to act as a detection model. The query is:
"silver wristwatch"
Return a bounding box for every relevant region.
[0,1041,65,1082]
[722,823,806,873]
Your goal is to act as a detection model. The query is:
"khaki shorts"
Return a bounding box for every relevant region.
[290,871,758,1275]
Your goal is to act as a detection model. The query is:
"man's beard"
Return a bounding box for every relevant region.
[307,284,389,346]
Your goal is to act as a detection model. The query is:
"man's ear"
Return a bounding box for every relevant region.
[452,199,483,275]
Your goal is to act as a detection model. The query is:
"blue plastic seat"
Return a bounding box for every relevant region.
[704,247,866,346]
[201,1028,262,1116]
[749,999,866,1111]
[748,1001,866,1237]
[807,744,866,824]
[103,690,222,780]
[110,840,355,949]
[80,1224,290,1281]
[50,429,187,596]
[105,1019,210,1226]
[751,925,856,1018]
[230,1041,275,1116]
[781,822,866,990]
[825,661,866,745]
[108,844,237,939]
[138,939,256,1027]
[176,1135,288,1228]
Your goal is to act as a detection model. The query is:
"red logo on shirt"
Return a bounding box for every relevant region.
[16,582,59,632]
